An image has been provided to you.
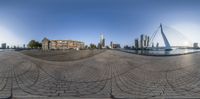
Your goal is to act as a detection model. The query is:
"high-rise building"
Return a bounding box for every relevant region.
[147,36,150,47]
[142,35,150,48]
[102,39,105,47]
[144,35,150,47]
[135,34,150,49]
[23,44,26,48]
[1,43,6,49]
[110,41,120,49]
[144,35,147,47]
[193,43,199,48]
[156,42,159,48]
[140,34,144,49]
[100,34,105,48]
[112,44,120,48]
[135,39,139,49]
[110,41,113,48]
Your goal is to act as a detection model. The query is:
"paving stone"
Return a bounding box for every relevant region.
[0,50,200,98]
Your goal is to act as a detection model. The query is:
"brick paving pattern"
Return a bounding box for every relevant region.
[0,50,200,98]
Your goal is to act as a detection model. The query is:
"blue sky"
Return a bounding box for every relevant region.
[0,0,200,47]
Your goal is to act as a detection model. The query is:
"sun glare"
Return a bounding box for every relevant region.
[183,41,190,46]
[0,26,19,46]
[172,23,200,44]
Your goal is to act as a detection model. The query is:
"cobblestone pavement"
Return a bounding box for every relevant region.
[1,50,200,98]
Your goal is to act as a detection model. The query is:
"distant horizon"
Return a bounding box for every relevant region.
[1,0,200,47]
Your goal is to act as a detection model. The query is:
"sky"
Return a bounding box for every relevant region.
[0,0,200,47]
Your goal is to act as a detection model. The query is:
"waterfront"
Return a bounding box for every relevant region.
[0,49,14,52]
[1,50,200,98]
[120,48,200,56]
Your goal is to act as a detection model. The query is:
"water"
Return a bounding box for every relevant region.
[120,48,200,56]
[1,49,200,56]
[0,49,15,52]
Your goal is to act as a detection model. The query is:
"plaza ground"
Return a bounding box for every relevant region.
[0,50,200,98]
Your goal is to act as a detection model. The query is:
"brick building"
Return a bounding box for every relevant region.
[42,37,84,50]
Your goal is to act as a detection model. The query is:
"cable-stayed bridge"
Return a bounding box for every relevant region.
[149,23,192,50]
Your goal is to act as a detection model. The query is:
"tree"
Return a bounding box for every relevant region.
[84,45,88,49]
[27,40,42,49]
[89,44,97,49]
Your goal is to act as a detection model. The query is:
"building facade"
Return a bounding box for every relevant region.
[110,41,120,49]
[42,37,84,50]
[135,39,139,49]
[193,43,199,49]
[1,43,6,49]
[112,44,121,48]
[140,34,144,48]
[100,34,105,48]
[140,34,150,49]
[110,41,113,48]
[134,34,150,49]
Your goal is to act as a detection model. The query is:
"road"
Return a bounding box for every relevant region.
[0,50,200,98]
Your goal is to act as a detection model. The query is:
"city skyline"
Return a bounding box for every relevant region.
[1,0,200,47]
